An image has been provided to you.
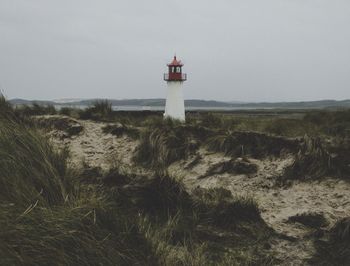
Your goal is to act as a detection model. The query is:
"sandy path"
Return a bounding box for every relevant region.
[49,119,138,170]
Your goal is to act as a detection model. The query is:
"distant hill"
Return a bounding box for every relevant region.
[9,98,350,109]
[9,98,56,106]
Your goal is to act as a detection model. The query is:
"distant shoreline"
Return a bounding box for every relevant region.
[9,98,350,110]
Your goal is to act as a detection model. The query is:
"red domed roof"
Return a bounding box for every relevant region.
[167,56,183,66]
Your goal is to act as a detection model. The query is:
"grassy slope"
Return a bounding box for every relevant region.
[0,97,276,265]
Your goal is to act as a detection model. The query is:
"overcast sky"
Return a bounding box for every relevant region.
[0,0,349,102]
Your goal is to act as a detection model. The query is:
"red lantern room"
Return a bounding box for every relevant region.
[164,56,187,82]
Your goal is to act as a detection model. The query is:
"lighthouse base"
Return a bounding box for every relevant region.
[164,81,185,121]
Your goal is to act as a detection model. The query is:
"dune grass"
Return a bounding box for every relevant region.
[0,118,71,206]
[0,96,277,265]
[134,118,200,168]
[0,99,157,265]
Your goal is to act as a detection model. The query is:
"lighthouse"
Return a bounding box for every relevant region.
[163,56,187,121]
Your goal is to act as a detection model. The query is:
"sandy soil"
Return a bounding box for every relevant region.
[44,116,350,265]
[46,117,138,170]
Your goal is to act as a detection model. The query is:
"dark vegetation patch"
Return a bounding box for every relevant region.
[288,212,328,228]
[192,187,263,227]
[104,169,193,218]
[310,217,350,265]
[200,157,258,178]
[103,172,276,263]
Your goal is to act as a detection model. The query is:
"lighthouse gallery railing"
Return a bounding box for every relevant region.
[164,73,187,81]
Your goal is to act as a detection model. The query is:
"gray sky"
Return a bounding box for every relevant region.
[1,0,349,102]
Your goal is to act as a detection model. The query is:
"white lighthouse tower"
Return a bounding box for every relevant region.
[163,56,187,121]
